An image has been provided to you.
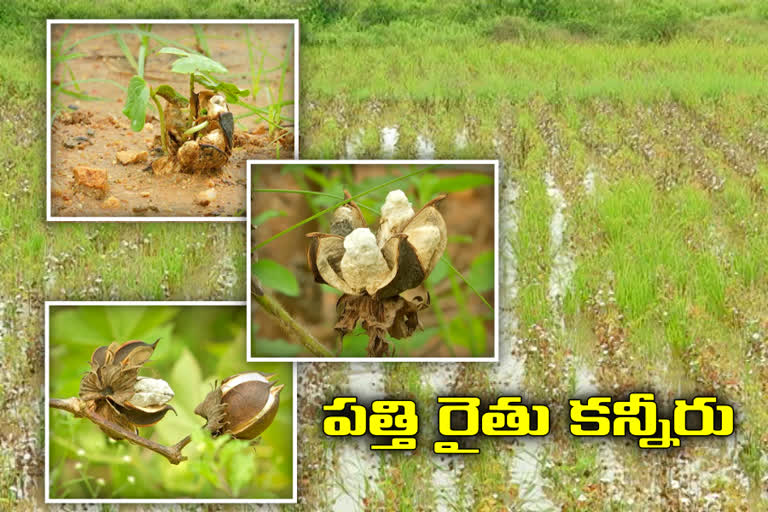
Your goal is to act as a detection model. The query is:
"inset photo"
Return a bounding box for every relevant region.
[248,160,498,360]
[47,20,297,220]
[45,302,295,504]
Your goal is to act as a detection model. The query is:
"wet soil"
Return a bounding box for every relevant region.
[50,23,295,217]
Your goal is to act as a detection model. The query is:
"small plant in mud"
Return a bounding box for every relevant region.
[307,190,448,356]
[122,48,249,173]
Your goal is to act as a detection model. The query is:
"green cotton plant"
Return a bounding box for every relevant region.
[121,47,249,156]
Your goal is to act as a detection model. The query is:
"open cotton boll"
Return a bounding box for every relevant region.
[207,94,229,117]
[377,189,414,246]
[406,225,442,270]
[341,227,391,294]
[130,377,174,409]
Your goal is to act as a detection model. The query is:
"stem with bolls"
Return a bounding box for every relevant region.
[49,397,191,464]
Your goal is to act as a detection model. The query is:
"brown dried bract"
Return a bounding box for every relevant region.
[78,339,175,439]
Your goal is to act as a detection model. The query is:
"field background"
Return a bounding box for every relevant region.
[1,0,768,509]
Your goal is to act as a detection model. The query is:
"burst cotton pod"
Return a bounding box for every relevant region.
[79,340,175,439]
[306,190,448,356]
[194,372,283,440]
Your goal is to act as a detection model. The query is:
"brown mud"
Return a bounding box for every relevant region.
[50,24,295,217]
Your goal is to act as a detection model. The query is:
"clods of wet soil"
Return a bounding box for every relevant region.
[51,113,285,217]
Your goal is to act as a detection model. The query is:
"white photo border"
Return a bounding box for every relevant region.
[246,159,501,362]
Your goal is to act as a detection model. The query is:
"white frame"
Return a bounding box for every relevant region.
[44,301,298,504]
[246,159,500,362]
[46,19,300,222]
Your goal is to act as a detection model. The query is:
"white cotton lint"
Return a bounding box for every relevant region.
[341,227,390,293]
[378,189,414,246]
[545,172,576,332]
[345,129,364,159]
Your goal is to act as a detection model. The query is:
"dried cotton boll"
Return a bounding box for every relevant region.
[377,189,414,247]
[78,340,175,438]
[207,94,229,118]
[306,190,448,356]
[194,372,284,440]
[341,227,391,294]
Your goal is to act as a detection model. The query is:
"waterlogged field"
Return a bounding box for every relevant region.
[296,42,768,510]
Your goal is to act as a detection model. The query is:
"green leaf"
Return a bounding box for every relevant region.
[403,327,439,352]
[172,55,227,74]
[251,337,302,357]
[194,74,249,102]
[121,75,149,132]
[435,173,494,193]
[253,259,300,296]
[339,331,371,357]
[228,451,256,496]
[426,258,450,286]
[169,348,203,413]
[159,47,228,74]
[253,209,285,227]
[157,47,188,56]
[153,84,188,106]
[466,250,495,293]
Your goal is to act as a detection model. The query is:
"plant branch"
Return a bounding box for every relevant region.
[189,72,195,125]
[252,292,333,357]
[49,397,191,465]
[150,92,169,156]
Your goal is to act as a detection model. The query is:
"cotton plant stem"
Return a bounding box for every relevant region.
[150,93,169,156]
[49,397,191,465]
[253,293,334,357]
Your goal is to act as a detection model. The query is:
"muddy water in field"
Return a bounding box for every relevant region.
[49,23,295,217]
[331,363,385,511]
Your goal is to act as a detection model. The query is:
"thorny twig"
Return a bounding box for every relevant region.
[49,397,191,464]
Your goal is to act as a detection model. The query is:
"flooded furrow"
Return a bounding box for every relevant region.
[345,129,364,159]
[331,363,386,511]
[421,364,468,512]
[380,126,399,158]
[415,134,436,160]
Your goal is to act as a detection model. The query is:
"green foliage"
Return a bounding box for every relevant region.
[153,84,188,106]
[121,76,150,131]
[159,46,228,74]
[49,305,293,500]
[194,73,250,103]
[253,258,300,297]
[629,0,686,42]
